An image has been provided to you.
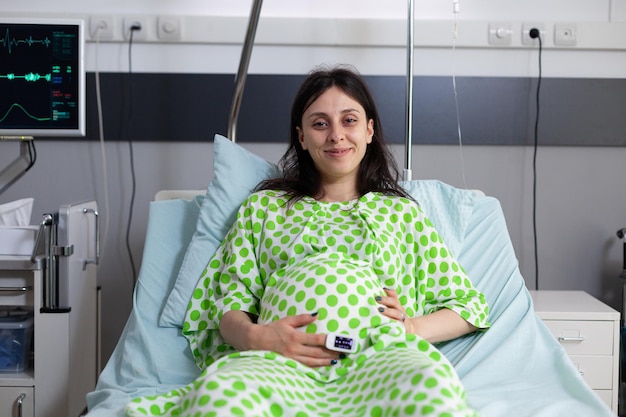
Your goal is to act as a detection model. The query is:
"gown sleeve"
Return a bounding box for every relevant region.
[411,204,490,330]
[182,193,265,369]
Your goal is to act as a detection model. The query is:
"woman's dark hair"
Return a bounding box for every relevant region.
[258,65,410,200]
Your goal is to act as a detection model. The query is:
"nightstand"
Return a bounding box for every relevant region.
[529,290,620,414]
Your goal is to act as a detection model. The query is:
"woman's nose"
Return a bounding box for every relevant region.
[328,125,344,142]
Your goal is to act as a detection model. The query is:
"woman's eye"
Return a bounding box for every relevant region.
[344,117,357,124]
[313,121,328,128]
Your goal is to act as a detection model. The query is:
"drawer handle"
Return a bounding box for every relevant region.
[82,208,100,270]
[17,393,26,417]
[558,336,586,342]
[0,286,33,295]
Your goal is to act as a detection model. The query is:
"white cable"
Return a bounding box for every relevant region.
[94,26,110,261]
[451,0,468,189]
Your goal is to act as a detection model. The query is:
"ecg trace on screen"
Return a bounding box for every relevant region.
[0,72,52,82]
[0,103,52,124]
[0,28,52,54]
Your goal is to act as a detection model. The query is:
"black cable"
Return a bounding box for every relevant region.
[125,25,140,288]
[530,28,542,290]
[25,140,36,171]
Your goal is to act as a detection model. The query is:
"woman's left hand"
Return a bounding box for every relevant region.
[375,288,414,334]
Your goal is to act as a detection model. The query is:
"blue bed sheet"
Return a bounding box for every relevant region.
[85,183,613,417]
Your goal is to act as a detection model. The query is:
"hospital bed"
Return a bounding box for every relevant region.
[85,1,616,414]
[84,134,615,417]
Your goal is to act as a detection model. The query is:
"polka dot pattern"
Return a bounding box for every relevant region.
[127,190,489,416]
[126,334,480,417]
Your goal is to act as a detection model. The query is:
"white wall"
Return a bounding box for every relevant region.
[1,0,626,367]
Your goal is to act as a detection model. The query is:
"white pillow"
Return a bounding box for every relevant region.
[399,179,478,257]
[158,134,479,328]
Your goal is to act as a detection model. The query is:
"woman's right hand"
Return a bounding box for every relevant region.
[220,310,340,368]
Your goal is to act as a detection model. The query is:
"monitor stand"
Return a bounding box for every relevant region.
[0,136,35,195]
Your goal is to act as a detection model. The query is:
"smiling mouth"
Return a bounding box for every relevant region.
[325,148,351,157]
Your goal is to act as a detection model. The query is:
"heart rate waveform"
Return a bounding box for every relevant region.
[0,28,52,54]
[0,103,51,124]
[0,72,52,82]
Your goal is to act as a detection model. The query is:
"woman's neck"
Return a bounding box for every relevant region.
[318,182,360,202]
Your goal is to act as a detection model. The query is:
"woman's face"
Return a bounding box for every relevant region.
[297,86,374,186]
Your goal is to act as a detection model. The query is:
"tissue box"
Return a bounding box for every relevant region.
[0,198,34,226]
[0,316,33,372]
[0,226,38,256]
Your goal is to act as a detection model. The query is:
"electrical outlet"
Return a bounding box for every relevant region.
[488,22,512,46]
[123,16,147,41]
[554,23,577,46]
[89,16,114,40]
[522,23,546,46]
[157,16,181,40]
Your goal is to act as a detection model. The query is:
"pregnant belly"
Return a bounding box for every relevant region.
[257,254,390,351]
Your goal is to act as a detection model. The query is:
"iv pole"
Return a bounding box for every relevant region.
[228,0,263,143]
[404,0,415,182]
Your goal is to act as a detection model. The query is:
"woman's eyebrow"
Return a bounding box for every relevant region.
[307,108,361,119]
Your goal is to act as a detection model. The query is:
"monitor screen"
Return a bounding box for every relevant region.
[0,18,85,138]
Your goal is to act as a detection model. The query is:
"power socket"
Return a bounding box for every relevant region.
[554,23,577,46]
[522,23,546,46]
[488,22,512,46]
[89,16,114,40]
[157,16,181,40]
[123,17,147,41]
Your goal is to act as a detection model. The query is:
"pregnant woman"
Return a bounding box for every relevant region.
[126,66,490,417]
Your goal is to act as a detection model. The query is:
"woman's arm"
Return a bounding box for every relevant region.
[407,308,477,343]
[377,288,478,343]
[219,310,342,367]
[218,310,260,351]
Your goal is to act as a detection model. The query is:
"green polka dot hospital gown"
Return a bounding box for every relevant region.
[126,190,490,417]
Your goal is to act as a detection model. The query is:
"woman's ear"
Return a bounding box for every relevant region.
[296,126,307,150]
[367,119,374,144]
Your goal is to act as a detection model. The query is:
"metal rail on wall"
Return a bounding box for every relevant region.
[227,0,416,166]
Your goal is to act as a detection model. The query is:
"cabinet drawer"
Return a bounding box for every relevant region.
[542,320,614,355]
[0,386,34,417]
[568,355,614,389]
[0,276,34,307]
[593,389,613,412]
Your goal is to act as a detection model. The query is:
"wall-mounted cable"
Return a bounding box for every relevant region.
[125,24,141,289]
[529,28,542,290]
[25,140,36,171]
[0,138,36,195]
[92,23,111,263]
